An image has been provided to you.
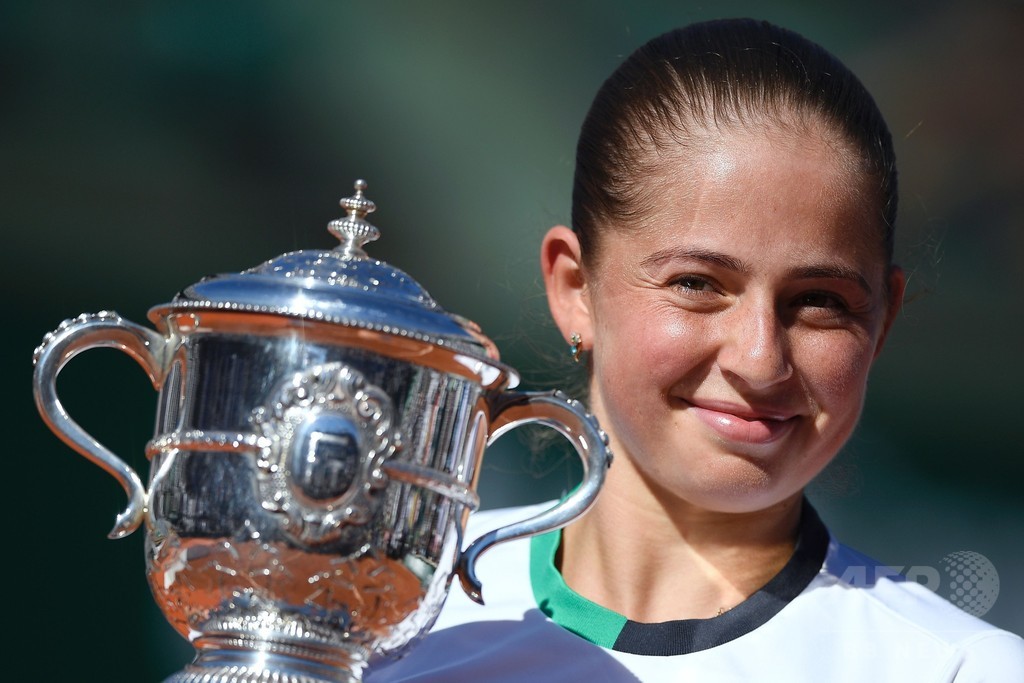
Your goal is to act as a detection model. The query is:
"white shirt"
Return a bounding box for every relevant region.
[368,501,1024,682]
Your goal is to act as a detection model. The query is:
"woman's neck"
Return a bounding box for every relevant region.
[558,466,804,623]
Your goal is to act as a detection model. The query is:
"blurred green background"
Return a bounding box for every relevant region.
[6,1,1021,679]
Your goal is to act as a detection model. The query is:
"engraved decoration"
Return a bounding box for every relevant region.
[252,362,402,545]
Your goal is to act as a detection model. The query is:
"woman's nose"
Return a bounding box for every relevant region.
[717,300,793,390]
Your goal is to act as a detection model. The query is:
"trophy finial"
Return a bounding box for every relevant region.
[328,179,380,257]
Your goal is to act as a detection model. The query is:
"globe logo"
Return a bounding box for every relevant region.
[940,551,1000,617]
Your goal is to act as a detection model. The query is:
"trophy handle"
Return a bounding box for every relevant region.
[455,390,611,604]
[32,311,171,540]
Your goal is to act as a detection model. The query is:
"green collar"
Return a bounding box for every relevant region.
[528,499,830,656]
[530,528,626,648]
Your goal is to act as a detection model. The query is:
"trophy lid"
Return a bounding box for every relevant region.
[149,180,505,372]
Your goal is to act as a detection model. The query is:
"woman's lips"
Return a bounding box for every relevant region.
[688,403,797,444]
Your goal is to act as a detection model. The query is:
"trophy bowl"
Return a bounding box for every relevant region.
[32,180,610,683]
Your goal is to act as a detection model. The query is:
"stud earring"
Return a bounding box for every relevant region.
[569,332,583,363]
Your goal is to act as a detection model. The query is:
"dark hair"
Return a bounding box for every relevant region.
[572,18,897,265]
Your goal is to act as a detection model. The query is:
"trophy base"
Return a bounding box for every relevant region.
[164,646,363,683]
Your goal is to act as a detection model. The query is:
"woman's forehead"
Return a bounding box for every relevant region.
[592,130,888,268]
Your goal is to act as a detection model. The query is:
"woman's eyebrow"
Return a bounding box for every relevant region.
[640,247,748,273]
[640,248,874,296]
[789,265,873,295]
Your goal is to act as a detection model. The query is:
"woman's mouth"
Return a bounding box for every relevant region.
[687,401,797,445]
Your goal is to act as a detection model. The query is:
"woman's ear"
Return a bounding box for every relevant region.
[541,225,593,347]
[874,264,906,359]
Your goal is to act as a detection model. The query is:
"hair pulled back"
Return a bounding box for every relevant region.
[572,18,897,265]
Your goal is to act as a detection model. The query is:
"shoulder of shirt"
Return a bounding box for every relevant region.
[821,537,1024,680]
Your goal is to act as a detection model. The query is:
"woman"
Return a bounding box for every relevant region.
[370,18,1024,681]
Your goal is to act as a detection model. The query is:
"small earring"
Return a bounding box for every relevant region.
[569,332,583,363]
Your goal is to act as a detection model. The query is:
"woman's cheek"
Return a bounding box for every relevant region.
[800,333,875,415]
[636,317,699,384]
[661,315,693,343]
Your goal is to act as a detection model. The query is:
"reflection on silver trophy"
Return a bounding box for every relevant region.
[33,181,611,683]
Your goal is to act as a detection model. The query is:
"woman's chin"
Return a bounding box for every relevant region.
[651,460,810,516]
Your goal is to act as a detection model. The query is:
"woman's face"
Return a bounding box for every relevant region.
[579,127,904,514]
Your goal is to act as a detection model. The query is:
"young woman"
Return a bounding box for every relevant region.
[370,18,1024,681]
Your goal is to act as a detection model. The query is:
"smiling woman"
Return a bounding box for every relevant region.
[552,127,901,523]
[367,17,1024,683]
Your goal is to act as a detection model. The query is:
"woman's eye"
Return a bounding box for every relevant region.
[798,291,846,310]
[672,276,714,293]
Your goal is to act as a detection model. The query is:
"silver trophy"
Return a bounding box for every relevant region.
[33,180,610,683]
